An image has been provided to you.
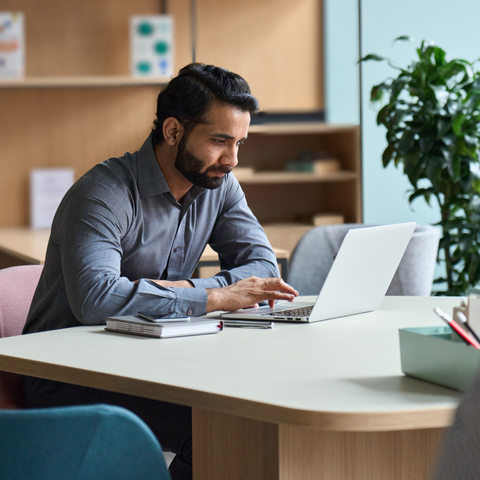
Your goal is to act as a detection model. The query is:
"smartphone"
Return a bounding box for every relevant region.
[136,313,191,323]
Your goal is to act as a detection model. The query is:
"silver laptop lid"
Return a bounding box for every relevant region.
[308,222,416,321]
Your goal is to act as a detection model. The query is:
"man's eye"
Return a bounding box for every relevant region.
[237,140,245,146]
[214,139,225,145]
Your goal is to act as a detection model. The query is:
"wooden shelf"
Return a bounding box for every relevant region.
[0,76,169,89]
[248,122,358,135]
[237,170,357,184]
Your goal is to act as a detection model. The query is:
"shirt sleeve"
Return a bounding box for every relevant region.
[58,181,207,325]
[189,175,280,289]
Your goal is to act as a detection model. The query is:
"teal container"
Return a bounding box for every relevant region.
[399,326,480,391]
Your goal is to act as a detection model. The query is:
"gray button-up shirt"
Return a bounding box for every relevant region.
[23,134,279,334]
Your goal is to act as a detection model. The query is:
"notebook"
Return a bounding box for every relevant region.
[221,222,416,323]
[105,316,223,338]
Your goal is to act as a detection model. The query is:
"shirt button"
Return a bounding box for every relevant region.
[187,309,193,316]
[174,247,179,253]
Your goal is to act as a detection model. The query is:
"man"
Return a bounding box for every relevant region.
[22,63,298,480]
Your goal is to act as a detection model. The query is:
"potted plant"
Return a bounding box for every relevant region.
[361,37,480,295]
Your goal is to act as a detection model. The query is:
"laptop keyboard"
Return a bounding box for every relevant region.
[262,305,313,318]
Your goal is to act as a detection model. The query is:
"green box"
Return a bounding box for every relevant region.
[399,326,480,391]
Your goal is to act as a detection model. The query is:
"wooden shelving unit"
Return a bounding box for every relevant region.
[237,122,361,253]
[0,0,360,258]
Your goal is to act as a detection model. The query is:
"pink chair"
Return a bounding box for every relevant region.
[0,265,43,409]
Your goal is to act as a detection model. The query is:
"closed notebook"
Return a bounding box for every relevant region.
[105,316,223,339]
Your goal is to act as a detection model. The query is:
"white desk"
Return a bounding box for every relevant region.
[0,296,464,479]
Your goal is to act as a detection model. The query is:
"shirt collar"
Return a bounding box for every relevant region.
[136,132,206,201]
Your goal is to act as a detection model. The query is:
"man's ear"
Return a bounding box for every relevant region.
[163,117,184,146]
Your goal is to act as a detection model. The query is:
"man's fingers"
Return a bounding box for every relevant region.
[259,277,298,296]
[260,291,296,301]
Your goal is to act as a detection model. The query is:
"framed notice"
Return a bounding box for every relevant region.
[0,12,24,79]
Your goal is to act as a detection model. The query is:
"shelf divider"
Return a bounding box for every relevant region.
[0,76,169,89]
[236,170,357,185]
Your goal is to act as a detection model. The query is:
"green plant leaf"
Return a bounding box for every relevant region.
[390,77,409,100]
[359,54,386,63]
[437,118,451,137]
[371,83,387,103]
[382,144,396,168]
[397,133,416,154]
[452,113,466,136]
[434,46,447,66]
[408,187,434,204]
[419,133,436,153]
[393,35,415,45]
[376,105,391,125]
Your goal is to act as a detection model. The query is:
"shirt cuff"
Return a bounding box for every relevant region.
[173,287,209,317]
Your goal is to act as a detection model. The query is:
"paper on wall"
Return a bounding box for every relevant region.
[30,168,74,229]
[130,15,174,78]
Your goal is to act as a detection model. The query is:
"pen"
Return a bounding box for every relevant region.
[222,320,273,329]
[456,311,480,344]
[434,308,480,349]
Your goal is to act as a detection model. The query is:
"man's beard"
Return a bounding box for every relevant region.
[174,135,232,189]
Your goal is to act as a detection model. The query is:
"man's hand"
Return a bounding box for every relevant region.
[206,276,298,313]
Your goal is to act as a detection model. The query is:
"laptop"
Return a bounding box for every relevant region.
[221,222,416,323]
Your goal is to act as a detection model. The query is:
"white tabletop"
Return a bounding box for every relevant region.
[0,296,464,431]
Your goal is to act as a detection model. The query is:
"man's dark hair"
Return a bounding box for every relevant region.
[152,63,259,144]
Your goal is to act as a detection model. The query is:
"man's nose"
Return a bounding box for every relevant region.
[220,146,238,167]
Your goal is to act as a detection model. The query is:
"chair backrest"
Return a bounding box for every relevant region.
[386,225,440,296]
[0,265,43,409]
[431,366,480,480]
[0,404,171,480]
[289,224,440,296]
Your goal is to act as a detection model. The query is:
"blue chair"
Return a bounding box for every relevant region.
[0,404,171,480]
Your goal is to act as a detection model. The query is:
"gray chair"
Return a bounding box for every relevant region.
[289,224,440,296]
[431,368,480,480]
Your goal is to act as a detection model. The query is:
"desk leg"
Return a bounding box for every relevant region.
[192,408,279,480]
[193,408,446,480]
